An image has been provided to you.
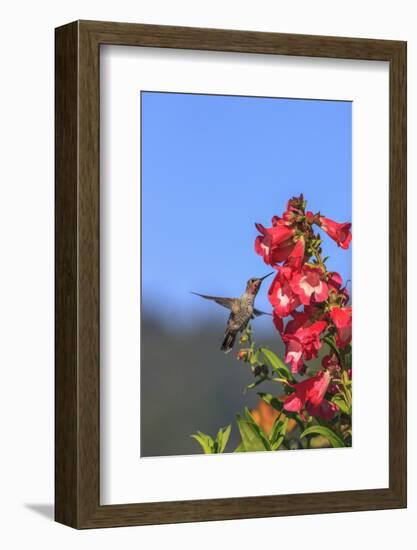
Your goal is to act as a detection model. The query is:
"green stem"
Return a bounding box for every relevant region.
[271,377,292,386]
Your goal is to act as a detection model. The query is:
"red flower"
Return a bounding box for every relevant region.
[322,353,340,374]
[254,220,296,265]
[305,211,315,224]
[328,271,350,304]
[268,267,300,318]
[283,370,337,420]
[272,310,284,333]
[328,271,343,292]
[307,399,339,420]
[282,319,327,373]
[284,306,319,334]
[322,354,341,395]
[319,216,352,249]
[284,236,305,271]
[289,265,329,306]
[330,306,352,348]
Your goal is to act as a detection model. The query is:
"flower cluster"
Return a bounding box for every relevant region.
[192,194,353,455]
[255,194,352,421]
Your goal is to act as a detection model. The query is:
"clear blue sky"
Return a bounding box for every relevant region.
[141,92,352,329]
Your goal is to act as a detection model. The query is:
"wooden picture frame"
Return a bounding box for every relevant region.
[55,20,407,529]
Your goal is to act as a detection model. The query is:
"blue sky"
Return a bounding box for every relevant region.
[141,92,352,329]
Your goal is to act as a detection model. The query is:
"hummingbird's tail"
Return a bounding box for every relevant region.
[221,330,237,353]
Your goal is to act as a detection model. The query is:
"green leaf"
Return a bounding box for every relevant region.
[300,425,345,448]
[243,406,256,423]
[217,424,232,453]
[269,419,284,445]
[258,392,284,412]
[331,395,351,414]
[192,425,232,454]
[236,415,270,452]
[310,435,332,449]
[243,407,271,449]
[259,347,295,382]
[191,432,214,454]
[249,349,260,366]
[269,416,288,450]
[234,441,246,452]
[341,370,351,388]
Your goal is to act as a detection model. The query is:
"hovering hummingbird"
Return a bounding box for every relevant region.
[192,272,273,353]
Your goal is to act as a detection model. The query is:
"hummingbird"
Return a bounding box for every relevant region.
[192,272,273,353]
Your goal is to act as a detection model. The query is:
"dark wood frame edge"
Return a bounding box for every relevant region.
[55,20,407,529]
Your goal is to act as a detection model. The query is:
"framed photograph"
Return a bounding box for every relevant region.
[55,20,407,528]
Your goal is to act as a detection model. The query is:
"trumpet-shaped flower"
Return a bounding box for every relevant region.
[319,216,352,250]
[290,265,329,306]
[284,236,305,271]
[330,306,352,348]
[268,267,300,318]
[283,370,337,421]
[306,399,339,420]
[328,271,350,304]
[254,220,296,265]
[282,319,328,373]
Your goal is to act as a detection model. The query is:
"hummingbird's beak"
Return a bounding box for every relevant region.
[259,272,274,282]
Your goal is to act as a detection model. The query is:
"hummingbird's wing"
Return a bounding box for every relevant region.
[191,292,237,311]
[252,308,272,317]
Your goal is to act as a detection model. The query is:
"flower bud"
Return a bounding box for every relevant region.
[305,211,315,224]
[236,349,251,361]
[327,383,339,395]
